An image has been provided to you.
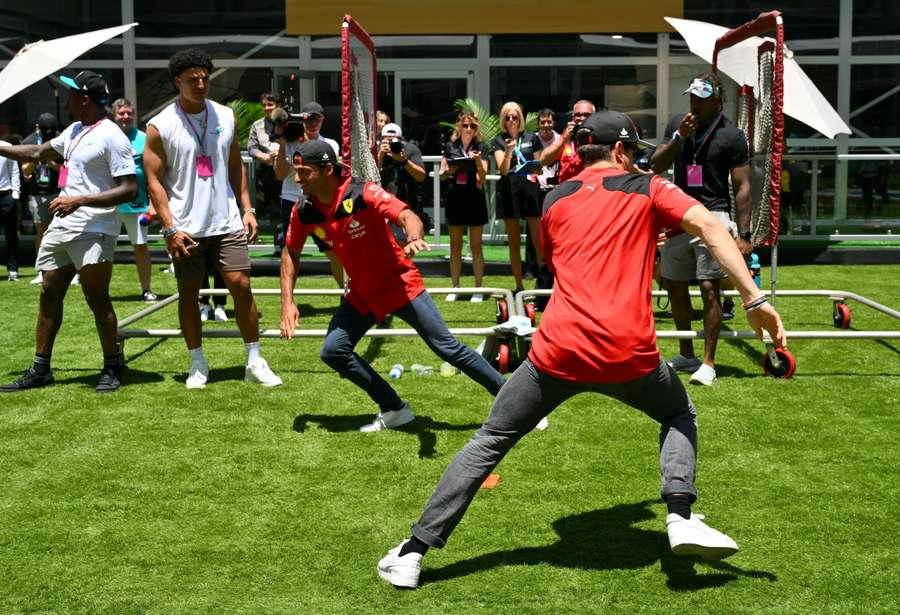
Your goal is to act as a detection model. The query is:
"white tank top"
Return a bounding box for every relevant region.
[148,99,243,238]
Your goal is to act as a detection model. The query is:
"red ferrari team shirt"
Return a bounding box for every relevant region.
[530,166,700,383]
[557,142,583,183]
[285,176,426,320]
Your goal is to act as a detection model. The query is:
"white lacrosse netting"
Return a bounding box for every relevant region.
[341,15,379,182]
[713,11,785,248]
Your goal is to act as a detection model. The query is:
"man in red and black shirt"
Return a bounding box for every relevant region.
[279,141,505,433]
[378,111,788,589]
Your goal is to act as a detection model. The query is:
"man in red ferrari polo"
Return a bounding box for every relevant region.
[279,140,505,432]
[377,111,788,589]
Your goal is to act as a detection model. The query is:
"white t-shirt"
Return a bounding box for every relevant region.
[48,119,135,235]
[148,99,243,238]
[279,135,339,201]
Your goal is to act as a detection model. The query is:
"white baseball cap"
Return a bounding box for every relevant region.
[381,123,403,138]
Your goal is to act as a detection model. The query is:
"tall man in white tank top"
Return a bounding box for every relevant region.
[144,48,282,389]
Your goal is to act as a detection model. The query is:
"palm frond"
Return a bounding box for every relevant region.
[227,100,264,150]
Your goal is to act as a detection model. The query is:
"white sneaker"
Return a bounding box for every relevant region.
[360,402,414,432]
[535,416,549,431]
[689,364,717,386]
[186,360,209,389]
[213,306,228,322]
[445,293,457,302]
[245,358,283,387]
[163,263,175,274]
[199,304,213,322]
[30,272,43,285]
[377,540,423,589]
[470,293,484,303]
[70,273,80,286]
[667,354,702,373]
[7,270,19,281]
[666,513,738,560]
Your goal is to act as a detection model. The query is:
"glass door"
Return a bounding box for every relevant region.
[394,70,473,153]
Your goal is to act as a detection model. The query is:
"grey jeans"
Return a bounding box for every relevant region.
[320,291,506,411]
[412,357,698,548]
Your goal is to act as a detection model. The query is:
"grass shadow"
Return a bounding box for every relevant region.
[53,367,165,387]
[424,500,777,591]
[292,412,482,459]
[874,339,900,357]
[172,365,246,385]
[295,302,342,319]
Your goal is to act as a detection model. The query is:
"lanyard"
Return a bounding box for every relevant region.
[177,100,209,154]
[64,119,104,163]
[692,113,723,164]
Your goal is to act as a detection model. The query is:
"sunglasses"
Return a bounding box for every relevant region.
[505,115,520,121]
[460,123,477,129]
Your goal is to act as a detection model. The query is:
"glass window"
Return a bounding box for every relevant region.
[491,34,658,57]
[491,66,657,138]
[311,35,475,59]
[850,65,900,139]
[680,1,840,56]
[853,0,900,54]
[0,2,123,60]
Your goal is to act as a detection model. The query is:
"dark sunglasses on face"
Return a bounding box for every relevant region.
[461,123,477,129]
[505,115,520,121]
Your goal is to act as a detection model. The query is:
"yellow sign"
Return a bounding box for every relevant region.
[342,198,354,214]
[286,1,683,35]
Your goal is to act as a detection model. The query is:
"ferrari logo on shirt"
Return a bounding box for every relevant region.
[342,198,354,214]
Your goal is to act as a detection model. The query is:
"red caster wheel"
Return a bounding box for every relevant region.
[496,299,509,324]
[833,303,851,329]
[763,348,796,379]
[497,341,510,374]
[524,302,537,326]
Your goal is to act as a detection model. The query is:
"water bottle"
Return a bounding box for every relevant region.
[439,362,458,377]
[34,125,51,186]
[749,252,761,287]
[411,364,433,376]
[388,364,404,380]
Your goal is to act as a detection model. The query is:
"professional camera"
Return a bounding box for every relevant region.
[270,108,305,142]
[389,139,404,155]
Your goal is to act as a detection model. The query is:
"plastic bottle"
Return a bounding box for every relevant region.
[388,364,404,380]
[748,253,761,287]
[410,364,434,376]
[34,124,51,187]
[439,362,458,377]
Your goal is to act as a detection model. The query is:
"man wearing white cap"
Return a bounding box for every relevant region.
[651,72,752,386]
[377,122,428,231]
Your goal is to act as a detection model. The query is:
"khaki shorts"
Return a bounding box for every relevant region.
[173,230,251,281]
[28,193,56,225]
[660,210,737,281]
[35,227,117,272]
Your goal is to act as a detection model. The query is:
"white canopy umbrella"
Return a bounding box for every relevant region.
[665,16,850,139]
[0,23,137,106]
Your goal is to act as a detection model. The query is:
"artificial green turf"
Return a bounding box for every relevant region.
[0,263,898,614]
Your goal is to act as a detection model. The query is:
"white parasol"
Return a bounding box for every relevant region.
[665,16,850,139]
[0,23,138,106]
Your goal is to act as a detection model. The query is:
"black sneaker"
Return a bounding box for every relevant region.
[722,300,736,321]
[1,367,54,392]
[95,367,121,394]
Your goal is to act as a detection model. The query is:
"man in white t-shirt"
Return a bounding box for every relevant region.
[0,71,137,394]
[144,48,282,390]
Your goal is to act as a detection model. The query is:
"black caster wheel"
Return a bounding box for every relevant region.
[833,303,851,329]
[763,348,796,379]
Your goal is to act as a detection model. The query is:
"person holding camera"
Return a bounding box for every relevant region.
[491,102,545,294]
[540,99,595,183]
[377,123,428,230]
[273,101,344,288]
[247,92,283,234]
[439,111,489,302]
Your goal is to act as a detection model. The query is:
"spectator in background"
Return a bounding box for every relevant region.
[377,122,429,230]
[111,98,156,302]
[271,108,304,251]
[376,110,391,136]
[198,270,228,322]
[0,135,21,280]
[540,99,596,183]
[247,92,283,240]
[21,114,61,286]
[491,101,545,293]
[440,111,489,301]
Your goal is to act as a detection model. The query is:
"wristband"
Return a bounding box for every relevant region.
[742,295,767,310]
[162,226,178,238]
[745,299,768,313]
[243,208,256,215]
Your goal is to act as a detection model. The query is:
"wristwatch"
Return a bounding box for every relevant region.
[739,231,752,241]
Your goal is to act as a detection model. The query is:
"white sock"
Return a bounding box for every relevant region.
[245,342,261,365]
[189,347,206,364]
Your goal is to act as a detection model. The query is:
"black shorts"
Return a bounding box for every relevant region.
[445,186,489,227]
[497,174,541,219]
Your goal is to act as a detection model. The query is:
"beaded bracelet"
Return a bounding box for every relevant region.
[742,295,767,310]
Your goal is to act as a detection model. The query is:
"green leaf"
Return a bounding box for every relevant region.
[227,100,265,150]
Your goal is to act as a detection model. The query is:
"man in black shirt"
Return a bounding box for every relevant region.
[377,122,429,230]
[21,114,61,285]
[651,72,752,386]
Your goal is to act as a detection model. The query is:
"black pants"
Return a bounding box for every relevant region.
[0,192,18,272]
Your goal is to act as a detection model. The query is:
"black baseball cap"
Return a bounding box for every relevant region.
[574,110,654,149]
[294,140,341,167]
[59,70,110,105]
[37,113,59,132]
[301,101,325,117]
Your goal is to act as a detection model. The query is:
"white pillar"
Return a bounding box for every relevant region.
[121,0,137,108]
[834,0,853,220]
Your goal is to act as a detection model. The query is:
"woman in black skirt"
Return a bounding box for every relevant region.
[491,101,544,292]
[440,111,489,302]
